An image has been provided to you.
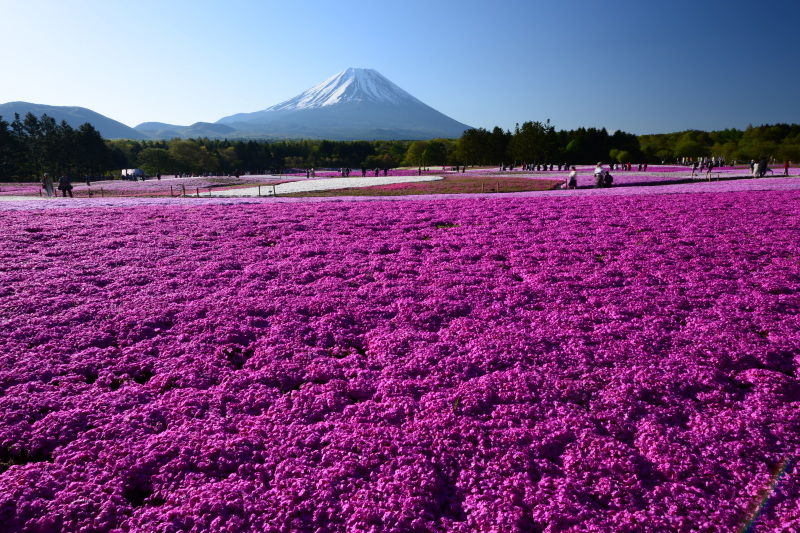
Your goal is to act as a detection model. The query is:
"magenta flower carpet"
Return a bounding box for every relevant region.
[1,188,798,531]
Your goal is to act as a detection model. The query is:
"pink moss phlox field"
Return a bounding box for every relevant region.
[1,191,800,532]
[4,176,800,212]
[4,165,796,199]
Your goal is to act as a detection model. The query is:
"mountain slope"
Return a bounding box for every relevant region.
[216,68,471,140]
[135,121,238,139]
[0,102,146,140]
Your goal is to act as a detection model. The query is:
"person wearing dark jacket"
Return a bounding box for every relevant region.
[58,173,73,198]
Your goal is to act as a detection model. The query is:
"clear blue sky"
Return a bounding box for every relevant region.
[2,0,798,135]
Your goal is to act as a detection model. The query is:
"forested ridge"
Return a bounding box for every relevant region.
[1,112,798,181]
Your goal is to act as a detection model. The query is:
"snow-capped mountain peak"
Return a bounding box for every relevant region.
[265,68,423,111]
[213,68,472,140]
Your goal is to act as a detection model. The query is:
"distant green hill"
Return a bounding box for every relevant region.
[135,121,239,140]
[0,101,146,140]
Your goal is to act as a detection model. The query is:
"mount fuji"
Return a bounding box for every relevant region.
[210,68,472,140]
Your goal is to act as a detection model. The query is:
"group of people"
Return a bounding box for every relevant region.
[750,159,770,178]
[516,163,572,172]
[302,167,391,178]
[592,163,614,188]
[365,168,389,177]
[609,162,647,171]
[689,160,719,179]
[749,158,793,177]
[562,164,614,189]
[125,172,161,181]
[41,173,73,198]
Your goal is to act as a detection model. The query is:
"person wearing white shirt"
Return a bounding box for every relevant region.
[593,163,606,188]
[567,166,578,189]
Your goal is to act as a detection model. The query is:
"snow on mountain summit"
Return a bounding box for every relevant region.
[265,68,423,111]
[212,68,472,139]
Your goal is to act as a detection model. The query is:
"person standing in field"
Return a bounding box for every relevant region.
[785,161,790,175]
[593,163,606,188]
[567,166,578,189]
[758,158,768,178]
[41,173,54,197]
[706,160,715,180]
[58,173,73,198]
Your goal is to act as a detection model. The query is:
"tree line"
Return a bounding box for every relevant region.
[0,113,110,182]
[638,124,800,164]
[1,112,798,182]
[457,121,800,167]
